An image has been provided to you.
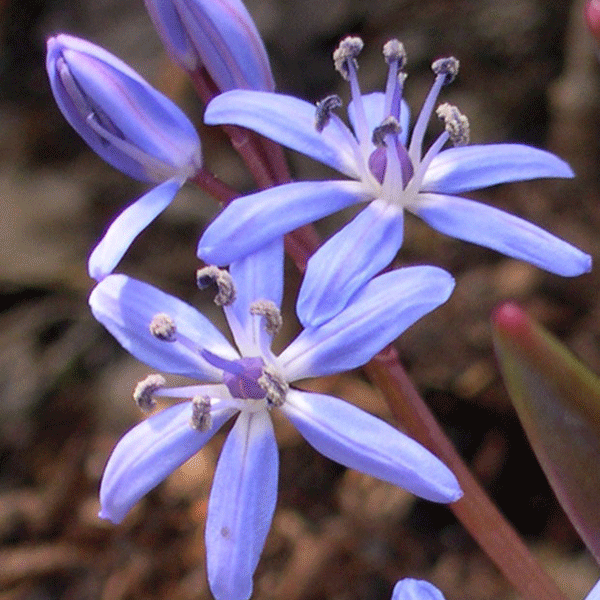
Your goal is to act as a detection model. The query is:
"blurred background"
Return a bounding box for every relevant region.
[1,0,600,598]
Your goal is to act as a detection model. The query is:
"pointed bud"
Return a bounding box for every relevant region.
[46,34,202,183]
[143,0,274,92]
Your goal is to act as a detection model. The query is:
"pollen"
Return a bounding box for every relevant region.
[436,103,470,146]
[250,300,283,336]
[258,365,288,407]
[372,116,401,147]
[315,94,342,132]
[333,36,364,79]
[431,57,459,84]
[133,374,166,412]
[150,313,177,341]
[196,266,236,306]
[382,39,406,68]
[190,395,212,432]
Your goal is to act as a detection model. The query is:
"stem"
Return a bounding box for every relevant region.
[189,68,276,188]
[363,345,569,600]
[189,168,239,204]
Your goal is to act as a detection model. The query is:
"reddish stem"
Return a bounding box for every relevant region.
[363,346,568,600]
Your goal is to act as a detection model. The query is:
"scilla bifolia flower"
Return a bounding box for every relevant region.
[199,37,591,327]
[143,0,274,92]
[90,239,461,600]
[46,34,202,280]
[391,579,447,600]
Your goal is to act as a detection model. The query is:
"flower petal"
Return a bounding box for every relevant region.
[99,402,235,523]
[413,193,592,276]
[282,390,462,503]
[297,199,404,327]
[206,410,278,600]
[198,180,371,265]
[90,274,239,379]
[225,237,285,356]
[205,90,362,178]
[391,579,446,600]
[422,144,574,194]
[280,266,454,380]
[348,94,411,148]
[88,179,182,281]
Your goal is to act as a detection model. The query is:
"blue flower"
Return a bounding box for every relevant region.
[391,579,447,600]
[143,0,275,92]
[198,37,592,326]
[46,34,202,280]
[90,239,461,600]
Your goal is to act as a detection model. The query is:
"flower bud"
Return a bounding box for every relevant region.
[143,0,274,92]
[46,34,202,183]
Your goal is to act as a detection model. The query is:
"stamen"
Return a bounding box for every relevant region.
[196,266,236,306]
[315,94,342,133]
[372,116,401,148]
[383,39,406,68]
[133,374,166,412]
[258,365,288,407]
[150,313,177,341]
[333,36,364,80]
[190,395,212,431]
[436,103,470,146]
[431,57,459,84]
[250,300,282,336]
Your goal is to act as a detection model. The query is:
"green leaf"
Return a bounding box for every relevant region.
[492,302,600,565]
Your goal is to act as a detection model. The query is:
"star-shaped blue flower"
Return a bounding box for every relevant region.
[90,239,461,600]
[198,37,591,326]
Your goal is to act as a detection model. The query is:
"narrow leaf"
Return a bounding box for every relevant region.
[492,302,600,565]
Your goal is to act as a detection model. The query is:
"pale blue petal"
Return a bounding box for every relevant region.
[586,580,600,600]
[89,274,239,380]
[225,238,284,356]
[348,94,410,148]
[206,410,278,600]
[348,92,384,144]
[88,179,181,281]
[99,402,235,523]
[413,193,592,276]
[297,199,404,327]
[282,390,462,503]
[391,579,446,600]
[422,144,574,194]
[280,266,454,380]
[205,90,362,178]
[198,180,371,265]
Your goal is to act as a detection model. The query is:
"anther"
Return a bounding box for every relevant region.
[436,103,470,146]
[150,313,177,341]
[196,266,236,306]
[190,396,212,431]
[333,36,364,80]
[133,374,166,412]
[250,300,283,336]
[372,116,401,147]
[315,94,343,132]
[258,365,288,407]
[431,57,459,84]
[383,39,406,68]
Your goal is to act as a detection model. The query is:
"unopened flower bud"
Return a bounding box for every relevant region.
[144,0,274,92]
[46,34,202,184]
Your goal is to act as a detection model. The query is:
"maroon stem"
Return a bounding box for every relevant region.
[364,346,568,600]
[189,168,239,204]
